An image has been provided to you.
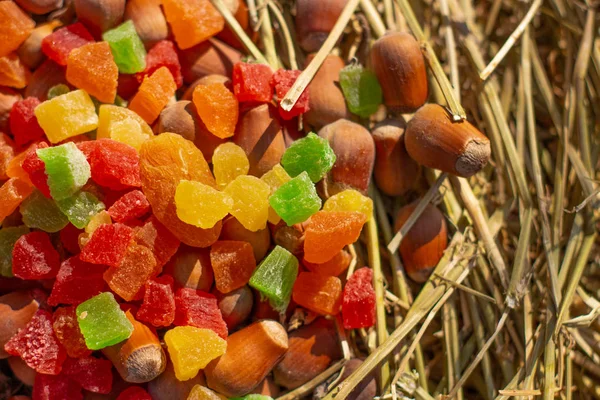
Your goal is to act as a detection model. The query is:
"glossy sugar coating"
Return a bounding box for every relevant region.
[136,40,183,88]
[76,292,134,350]
[129,67,177,124]
[261,163,291,224]
[84,139,142,190]
[41,23,94,66]
[108,190,150,222]
[249,245,299,313]
[162,0,225,50]
[224,175,270,232]
[192,83,239,139]
[304,211,367,264]
[102,20,147,74]
[281,132,336,182]
[342,267,376,329]
[137,275,176,327]
[34,373,83,400]
[292,272,342,315]
[212,143,249,188]
[36,142,91,200]
[303,249,351,277]
[62,356,113,394]
[165,326,227,381]
[0,53,30,89]
[0,2,35,57]
[12,231,60,280]
[339,64,382,118]
[0,178,34,224]
[103,243,158,301]
[97,105,154,151]
[66,42,119,104]
[269,171,321,226]
[52,306,92,358]
[9,97,45,146]
[323,189,373,221]
[174,288,228,339]
[133,216,181,268]
[271,69,310,120]
[175,180,233,229]
[139,133,221,247]
[187,385,225,400]
[210,241,256,293]
[19,190,71,232]
[232,62,274,103]
[34,89,99,144]
[4,309,67,374]
[80,223,134,267]
[22,142,52,197]
[0,226,30,277]
[116,386,152,400]
[48,255,107,306]
[57,191,106,229]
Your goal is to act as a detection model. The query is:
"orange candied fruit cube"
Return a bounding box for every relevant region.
[0,133,16,181]
[129,67,177,124]
[0,2,35,57]
[292,272,342,315]
[66,42,119,104]
[303,211,367,264]
[210,241,256,294]
[162,0,225,50]
[0,53,31,89]
[303,249,352,277]
[192,83,239,139]
[0,178,34,223]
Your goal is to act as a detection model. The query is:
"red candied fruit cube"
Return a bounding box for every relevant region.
[52,306,92,358]
[117,73,141,100]
[134,216,180,268]
[271,69,310,120]
[174,288,228,339]
[62,356,113,394]
[21,141,51,198]
[233,62,273,103]
[48,255,107,306]
[342,267,376,329]
[137,275,176,327]
[108,190,151,223]
[59,223,84,255]
[4,309,68,374]
[41,22,95,66]
[80,139,141,191]
[9,97,46,146]
[12,231,60,280]
[33,373,83,400]
[116,387,152,400]
[136,40,183,88]
[80,223,134,267]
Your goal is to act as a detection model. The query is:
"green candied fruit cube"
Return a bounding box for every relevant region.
[0,226,29,277]
[20,190,69,233]
[339,63,383,118]
[249,245,299,313]
[47,84,70,100]
[37,142,91,201]
[281,132,336,182]
[57,191,105,229]
[77,292,134,350]
[269,171,321,225]
[102,20,147,74]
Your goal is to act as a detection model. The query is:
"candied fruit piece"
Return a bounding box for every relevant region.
[339,63,383,118]
[233,62,273,103]
[4,309,68,374]
[48,255,107,306]
[0,2,35,58]
[292,272,342,315]
[303,249,351,277]
[134,216,180,267]
[0,178,34,224]
[281,132,335,182]
[0,53,30,89]
[116,387,152,400]
[0,226,30,277]
[193,83,239,139]
[261,164,292,224]
[20,190,69,232]
[57,191,106,229]
[323,189,373,221]
[53,306,92,358]
[162,0,225,50]
[66,42,119,104]
[108,190,150,222]
[175,180,233,229]
[22,142,52,197]
[210,241,256,294]
[269,171,321,226]
[0,133,16,181]
[187,385,225,400]
[84,139,142,190]
[12,231,60,280]
[41,22,94,66]
[62,356,113,394]
[224,175,270,232]
[36,142,91,201]
[137,275,176,327]
[271,69,309,120]
[102,20,147,74]
[9,97,45,146]
[103,243,158,301]
[136,40,183,88]
[80,223,134,267]
[165,326,227,381]
[33,373,83,400]
[129,67,176,124]
[342,267,376,329]
[212,143,249,189]
[174,288,228,339]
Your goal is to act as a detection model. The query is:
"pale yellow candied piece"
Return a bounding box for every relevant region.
[34,89,98,144]
[78,210,112,248]
[323,189,373,221]
[224,175,270,232]
[97,105,154,151]
[164,326,227,381]
[186,385,227,400]
[261,164,291,224]
[212,142,249,189]
[175,180,233,229]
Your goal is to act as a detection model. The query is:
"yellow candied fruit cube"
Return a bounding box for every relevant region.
[186,385,227,400]
[323,189,373,221]
[261,164,291,224]
[224,175,270,232]
[97,105,154,151]
[34,89,98,144]
[164,326,227,381]
[175,180,233,229]
[212,143,249,189]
